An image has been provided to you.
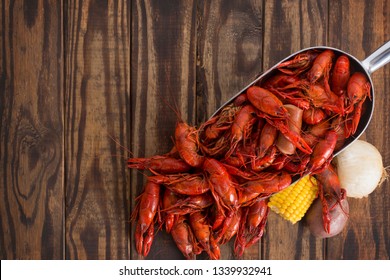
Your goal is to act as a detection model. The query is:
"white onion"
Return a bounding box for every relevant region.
[335,140,384,198]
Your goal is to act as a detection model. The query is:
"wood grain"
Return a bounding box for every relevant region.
[0,0,63,259]
[328,0,390,259]
[197,0,264,124]
[64,0,130,259]
[262,0,328,260]
[130,0,197,259]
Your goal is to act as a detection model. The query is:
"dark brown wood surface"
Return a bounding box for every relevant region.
[1,0,389,260]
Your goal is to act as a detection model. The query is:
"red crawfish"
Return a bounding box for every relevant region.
[149,173,209,195]
[302,107,327,125]
[331,55,351,96]
[128,155,191,174]
[246,86,288,118]
[175,122,204,167]
[226,104,257,157]
[306,130,338,174]
[303,83,344,115]
[258,122,278,158]
[235,199,269,257]
[203,158,239,211]
[132,179,160,257]
[276,50,319,76]
[171,216,202,260]
[263,74,311,110]
[216,207,243,245]
[189,211,220,260]
[163,192,214,216]
[306,49,335,83]
[344,72,371,136]
[238,171,292,206]
[246,86,312,155]
[314,164,347,234]
[162,189,180,233]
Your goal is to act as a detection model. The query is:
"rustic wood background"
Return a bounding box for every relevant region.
[1,0,389,260]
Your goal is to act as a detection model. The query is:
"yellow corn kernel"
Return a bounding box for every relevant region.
[268,175,318,224]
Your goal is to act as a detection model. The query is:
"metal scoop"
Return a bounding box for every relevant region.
[211,41,390,157]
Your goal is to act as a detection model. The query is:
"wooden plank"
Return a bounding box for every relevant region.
[327,0,390,259]
[197,0,264,123]
[197,0,264,259]
[262,0,328,260]
[130,0,197,259]
[64,0,130,259]
[0,0,63,259]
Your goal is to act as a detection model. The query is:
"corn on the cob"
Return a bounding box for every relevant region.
[268,175,318,224]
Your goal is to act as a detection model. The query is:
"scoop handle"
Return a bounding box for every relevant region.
[361,41,390,74]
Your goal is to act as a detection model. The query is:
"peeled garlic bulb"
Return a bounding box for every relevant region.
[335,140,384,198]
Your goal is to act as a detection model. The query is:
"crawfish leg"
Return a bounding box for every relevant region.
[135,223,144,255]
[247,86,288,118]
[171,218,197,260]
[142,223,155,257]
[318,183,331,234]
[234,207,249,258]
[245,207,270,248]
[214,210,234,243]
[208,235,221,260]
[345,99,364,137]
[133,180,160,257]
[266,118,312,155]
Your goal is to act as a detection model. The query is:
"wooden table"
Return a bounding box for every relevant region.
[1,0,389,260]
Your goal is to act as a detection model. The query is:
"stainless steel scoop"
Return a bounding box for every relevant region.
[211,41,390,157]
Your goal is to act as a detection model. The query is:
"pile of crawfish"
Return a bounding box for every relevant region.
[128,49,371,259]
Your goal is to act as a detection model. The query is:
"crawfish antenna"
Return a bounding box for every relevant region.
[107,133,134,157]
[155,86,185,123]
[169,98,184,123]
